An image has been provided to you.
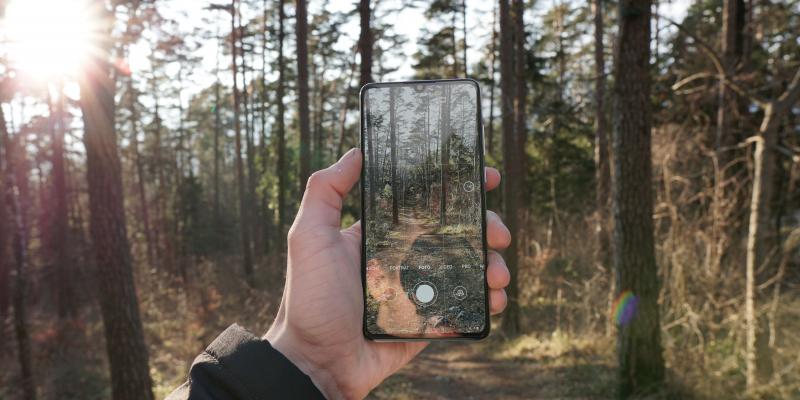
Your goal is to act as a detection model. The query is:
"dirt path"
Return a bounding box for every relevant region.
[369,338,616,400]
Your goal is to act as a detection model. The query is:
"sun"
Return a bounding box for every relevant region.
[2,0,96,80]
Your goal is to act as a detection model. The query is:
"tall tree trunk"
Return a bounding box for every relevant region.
[611,0,665,395]
[78,5,154,397]
[51,83,77,319]
[0,113,8,327]
[499,0,520,335]
[261,0,272,254]
[451,8,459,77]
[513,0,526,178]
[240,10,261,259]
[358,0,373,87]
[390,87,400,225]
[593,0,613,336]
[231,0,255,286]
[716,0,745,152]
[128,78,155,269]
[337,52,357,158]
[296,0,312,194]
[744,68,800,394]
[487,0,497,158]
[214,26,223,221]
[277,0,287,250]
[462,0,468,76]
[1,104,36,400]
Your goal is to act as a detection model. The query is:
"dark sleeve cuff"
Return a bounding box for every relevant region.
[167,324,325,400]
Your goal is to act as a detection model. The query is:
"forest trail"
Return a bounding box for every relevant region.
[369,336,616,399]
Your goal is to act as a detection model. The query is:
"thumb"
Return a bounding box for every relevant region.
[292,148,362,231]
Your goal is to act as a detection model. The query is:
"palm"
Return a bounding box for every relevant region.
[285,218,426,398]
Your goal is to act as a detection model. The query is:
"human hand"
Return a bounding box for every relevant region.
[265,148,512,399]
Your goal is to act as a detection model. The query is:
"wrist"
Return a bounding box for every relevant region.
[265,323,345,399]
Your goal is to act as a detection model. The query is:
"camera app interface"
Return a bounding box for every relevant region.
[363,81,486,338]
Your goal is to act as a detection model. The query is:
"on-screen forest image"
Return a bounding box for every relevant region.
[363,81,486,337]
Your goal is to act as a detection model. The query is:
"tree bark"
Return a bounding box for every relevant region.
[78,6,154,396]
[593,0,613,336]
[358,0,373,87]
[261,0,272,254]
[499,0,520,335]
[277,0,288,250]
[296,0,312,194]
[611,0,665,395]
[462,0,468,76]
[214,27,223,221]
[487,0,497,158]
[127,78,155,269]
[231,0,255,285]
[50,83,78,319]
[1,102,36,400]
[744,68,800,394]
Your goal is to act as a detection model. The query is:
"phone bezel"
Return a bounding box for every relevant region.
[359,78,490,341]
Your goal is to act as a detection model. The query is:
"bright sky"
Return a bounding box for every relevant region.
[134,0,692,99]
[1,0,693,133]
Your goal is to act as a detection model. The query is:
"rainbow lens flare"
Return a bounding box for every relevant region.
[612,290,639,326]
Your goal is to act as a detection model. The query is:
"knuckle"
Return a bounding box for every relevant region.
[305,170,328,192]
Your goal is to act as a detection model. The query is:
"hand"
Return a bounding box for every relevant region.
[265,148,512,399]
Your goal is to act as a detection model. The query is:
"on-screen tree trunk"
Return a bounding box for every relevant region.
[611,0,665,395]
[499,0,520,335]
[358,0,373,87]
[593,0,613,336]
[439,85,451,227]
[296,0,312,194]
[1,104,36,400]
[390,87,400,225]
[78,8,154,397]
[231,0,255,286]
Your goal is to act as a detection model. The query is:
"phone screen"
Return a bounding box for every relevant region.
[361,79,488,340]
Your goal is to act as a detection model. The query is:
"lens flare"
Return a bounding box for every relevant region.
[3,0,95,79]
[612,290,639,326]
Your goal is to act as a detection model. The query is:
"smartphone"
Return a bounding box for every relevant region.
[360,79,489,341]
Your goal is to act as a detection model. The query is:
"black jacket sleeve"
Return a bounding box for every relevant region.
[167,324,325,400]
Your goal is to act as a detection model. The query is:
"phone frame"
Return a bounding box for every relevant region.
[359,78,490,341]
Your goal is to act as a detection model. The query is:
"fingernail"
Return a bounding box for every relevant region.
[340,148,357,163]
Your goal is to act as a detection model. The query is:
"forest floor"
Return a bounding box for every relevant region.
[369,330,617,399]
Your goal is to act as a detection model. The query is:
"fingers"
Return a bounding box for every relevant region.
[292,148,362,230]
[486,210,511,250]
[487,250,510,315]
[484,167,501,192]
[489,289,508,315]
[487,251,510,289]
